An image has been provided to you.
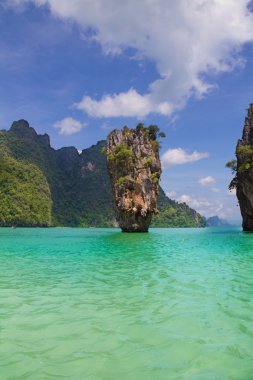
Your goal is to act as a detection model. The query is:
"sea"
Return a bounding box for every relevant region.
[0,227,253,380]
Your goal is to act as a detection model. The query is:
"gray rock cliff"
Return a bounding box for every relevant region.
[236,104,253,231]
[106,125,162,232]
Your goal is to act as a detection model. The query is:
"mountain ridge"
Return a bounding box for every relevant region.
[0,120,206,228]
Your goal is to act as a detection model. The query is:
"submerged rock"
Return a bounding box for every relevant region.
[106,125,162,232]
[235,104,253,231]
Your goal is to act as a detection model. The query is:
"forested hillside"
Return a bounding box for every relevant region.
[0,136,51,226]
[0,120,205,227]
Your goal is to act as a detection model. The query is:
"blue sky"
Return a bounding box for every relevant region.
[1,1,253,222]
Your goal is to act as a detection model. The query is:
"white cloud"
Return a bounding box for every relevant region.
[166,190,177,199]
[228,188,237,196]
[198,176,216,186]
[6,0,253,117]
[53,117,86,135]
[73,89,172,118]
[162,148,208,166]
[177,194,224,219]
[177,193,239,220]
[178,194,210,209]
[211,187,221,193]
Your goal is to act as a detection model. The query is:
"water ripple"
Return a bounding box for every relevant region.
[0,227,253,379]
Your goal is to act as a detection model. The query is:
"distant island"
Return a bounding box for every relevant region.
[0,120,205,228]
[205,216,230,227]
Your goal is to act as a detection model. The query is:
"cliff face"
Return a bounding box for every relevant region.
[236,104,253,231]
[106,126,161,232]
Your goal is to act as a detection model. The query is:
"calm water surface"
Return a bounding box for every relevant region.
[0,227,253,380]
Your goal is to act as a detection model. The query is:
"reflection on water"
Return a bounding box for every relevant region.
[0,227,253,379]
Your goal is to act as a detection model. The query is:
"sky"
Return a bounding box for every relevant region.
[1,0,253,223]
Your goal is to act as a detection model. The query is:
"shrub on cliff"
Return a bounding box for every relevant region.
[226,145,253,190]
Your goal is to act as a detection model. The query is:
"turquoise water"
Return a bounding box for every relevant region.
[0,228,253,380]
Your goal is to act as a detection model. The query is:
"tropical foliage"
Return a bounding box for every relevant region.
[0,155,51,226]
[226,144,253,190]
[153,188,205,227]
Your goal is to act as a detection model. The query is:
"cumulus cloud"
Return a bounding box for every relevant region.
[73,89,172,118]
[178,194,210,209]
[54,117,86,135]
[198,176,216,186]
[228,188,237,196]
[5,0,253,118]
[166,190,177,199]
[177,193,239,220]
[162,148,208,166]
[177,194,223,218]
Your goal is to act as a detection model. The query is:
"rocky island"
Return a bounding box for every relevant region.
[106,124,163,232]
[227,104,253,231]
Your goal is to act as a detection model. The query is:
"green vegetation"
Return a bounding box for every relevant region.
[146,124,166,140]
[225,159,237,173]
[144,157,153,167]
[226,145,253,174]
[145,125,166,154]
[106,123,166,162]
[151,140,159,153]
[151,172,160,184]
[136,123,145,133]
[226,144,253,190]
[147,124,160,140]
[226,159,238,190]
[107,143,134,168]
[152,188,205,227]
[0,120,205,228]
[0,123,115,227]
[116,176,135,188]
[0,155,51,226]
[236,145,253,172]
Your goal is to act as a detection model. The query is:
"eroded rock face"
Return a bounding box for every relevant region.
[106,126,161,232]
[236,104,253,231]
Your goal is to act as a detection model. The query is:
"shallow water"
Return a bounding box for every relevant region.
[0,227,253,379]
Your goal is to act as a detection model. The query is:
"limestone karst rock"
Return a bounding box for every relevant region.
[235,104,253,231]
[106,125,162,232]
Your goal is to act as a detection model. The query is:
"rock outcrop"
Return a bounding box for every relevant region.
[106,125,162,232]
[235,104,253,231]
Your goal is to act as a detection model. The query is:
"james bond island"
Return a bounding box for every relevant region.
[106,124,164,232]
[227,104,253,231]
